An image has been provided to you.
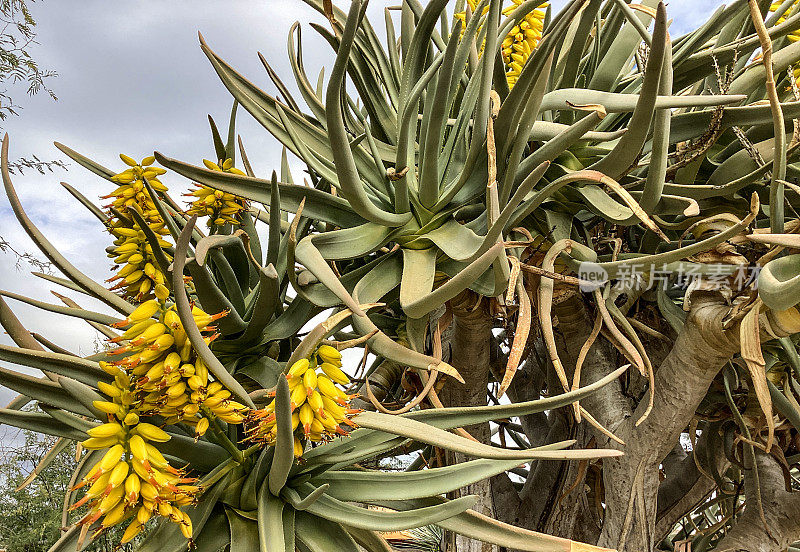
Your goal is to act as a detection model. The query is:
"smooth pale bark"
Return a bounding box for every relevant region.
[440,291,497,552]
[715,452,800,552]
[554,292,740,552]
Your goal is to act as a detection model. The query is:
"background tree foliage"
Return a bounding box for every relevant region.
[0,430,74,552]
[0,0,55,123]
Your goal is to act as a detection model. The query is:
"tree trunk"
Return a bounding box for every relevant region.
[715,452,800,552]
[553,292,742,552]
[440,291,497,552]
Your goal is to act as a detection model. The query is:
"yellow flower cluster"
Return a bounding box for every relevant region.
[770,1,800,42]
[245,344,359,457]
[74,366,199,542]
[769,1,800,86]
[454,0,547,88]
[106,300,249,432]
[501,0,546,88]
[186,158,248,228]
[104,155,172,302]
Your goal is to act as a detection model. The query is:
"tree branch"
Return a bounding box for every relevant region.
[715,451,800,552]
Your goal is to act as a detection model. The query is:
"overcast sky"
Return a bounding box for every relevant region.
[0,0,726,416]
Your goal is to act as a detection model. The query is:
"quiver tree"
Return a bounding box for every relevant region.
[6,1,800,552]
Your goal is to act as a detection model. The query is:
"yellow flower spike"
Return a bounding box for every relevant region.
[136,506,152,525]
[195,417,210,437]
[163,371,181,386]
[87,422,124,439]
[318,410,338,432]
[308,389,324,414]
[303,369,317,395]
[187,374,205,391]
[223,401,247,411]
[217,411,245,423]
[143,443,169,468]
[102,501,127,528]
[139,482,158,502]
[179,363,195,377]
[133,423,171,442]
[316,344,341,364]
[163,352,182,373]
[129,435,149,461]
[94,400,121,415]
[134,322,167,344]
[299,402,314,436]
[317,375,349,405]
[202,159,221,171]
[125,473,141,503]
[310,417,324,434]
[121,521,144,543]
[120,154,138,167]
[98,381,122,398]
[205,391,231,408]
[132,465,153,489]
[150,333,175,351]
[178,337,193,361]
[321,395,346,420]
[290,384,307,410]
[154,283,170,301]
[114,318,156,341]
[179,517,193,539]
[108,461,130,487]
[84,472,112,499]
[99,444,125,472]
[98,485,125,513]
[126,300,161,324]
[166,381,187,398]
[319,362,350,385]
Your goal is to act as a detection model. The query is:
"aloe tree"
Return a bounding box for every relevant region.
[6,0,800,551]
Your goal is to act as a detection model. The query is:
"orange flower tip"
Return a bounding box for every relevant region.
[303,424,311,436]
[69,495,90,510]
